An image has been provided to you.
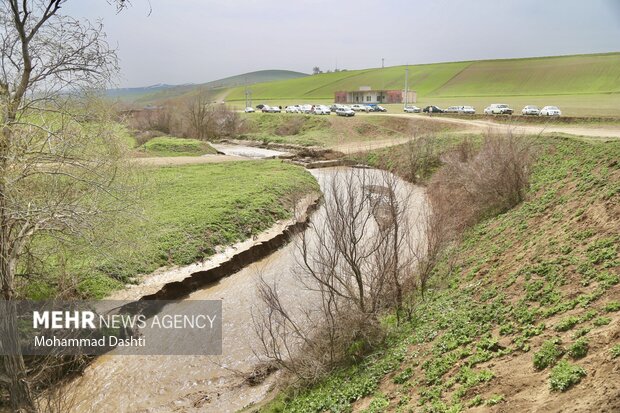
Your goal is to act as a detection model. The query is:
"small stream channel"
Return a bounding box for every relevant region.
[66,145,427,413]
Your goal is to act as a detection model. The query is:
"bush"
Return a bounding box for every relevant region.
[610,345,620,359]
[555,316,579,332]
[593,316,611,326]
[428,132,534,237]
[533,338,564,370]
[549,361,586,392]
[603,300,620,312]
[567,338,589,359]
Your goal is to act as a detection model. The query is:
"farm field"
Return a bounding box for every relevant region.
[220,53,620,117]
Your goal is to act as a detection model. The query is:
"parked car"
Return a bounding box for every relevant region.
[263,105,280,113]
[423,105,444,113]
[261,105,271,113]
[319,105,331,114]
[285,105,300,113]
[244,107,255,113]
[331,104,345,112]
[404,105,421,113]
[312,105,331,115]
[256,104,265,110]
[445,105,476,114]
[540,106,562,116]
[351,104,371,112]
[299,104,313,114]
[366,104,387,112]
[522,105,540,116]
[484,104,513,115]
[336,106,355,117]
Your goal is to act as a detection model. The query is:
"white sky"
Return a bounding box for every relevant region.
[62,0,620,87]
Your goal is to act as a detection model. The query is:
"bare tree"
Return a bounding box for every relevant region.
[184,92,240,140]
[0,2,123,411]
[253,168,425,382]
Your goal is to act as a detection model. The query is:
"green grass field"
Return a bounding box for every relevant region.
[20,160,319,299]
[137,136,218,157]
[238,113,458,147]
[223,53,620,117]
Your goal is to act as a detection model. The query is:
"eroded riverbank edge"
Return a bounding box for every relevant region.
[107,191,322,302]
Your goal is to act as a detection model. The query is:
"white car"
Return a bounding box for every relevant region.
[540,106,562,116]
[336,106,355,117]
[522,105,540,116]
[299,104,313,114]
[351,104,371,112]
[484,104,514,115]
[312,105,328,115]
[244,107,255,113]
[315,105,331,115]
[264,105,280,113]
[445,105,476,114]
[404,105,421,113]
[285,105,300,113]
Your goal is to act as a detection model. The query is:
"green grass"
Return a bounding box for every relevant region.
[238,113,455,148]
[19,161,319,299]
[261,133,620,411]
[138,136,217,157]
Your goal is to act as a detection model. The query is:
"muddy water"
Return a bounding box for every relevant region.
[210,143,291,159]
[67,167,426,413]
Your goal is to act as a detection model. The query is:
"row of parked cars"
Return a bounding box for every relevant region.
[246,103,388,117]
[403,104,562,116]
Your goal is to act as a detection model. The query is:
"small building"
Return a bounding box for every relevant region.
[334,86,417,104]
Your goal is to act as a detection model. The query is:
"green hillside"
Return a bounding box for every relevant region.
[226,53,620,101]
[109,70,307,104]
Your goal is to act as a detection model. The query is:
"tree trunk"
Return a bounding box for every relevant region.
[0,125,37,412]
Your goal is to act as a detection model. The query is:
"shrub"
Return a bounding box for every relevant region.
[603,300,620,312]
[428,131,534,236]
[610,345,620,359]
[533,338,563,370]
[555,316,579,332]
[567,338,589,359]
[593,316,611,326]
[549,361,586,391]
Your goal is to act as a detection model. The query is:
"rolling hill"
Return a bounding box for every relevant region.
[108,69,307,104]
[224,53,620,101]
[221,53,620,116]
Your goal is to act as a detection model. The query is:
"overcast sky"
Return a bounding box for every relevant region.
[63,0,620,88]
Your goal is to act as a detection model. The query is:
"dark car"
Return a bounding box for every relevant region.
[256,104,265,110]
[370,105,387,112]
[423,105,444,113]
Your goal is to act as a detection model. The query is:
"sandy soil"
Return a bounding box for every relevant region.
[132,154,251,166]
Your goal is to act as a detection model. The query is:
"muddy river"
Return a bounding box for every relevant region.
[66,166,427,413]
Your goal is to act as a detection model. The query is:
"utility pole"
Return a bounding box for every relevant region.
[404,64,409,108]
[244,78,252,109]
[382,57,384,69]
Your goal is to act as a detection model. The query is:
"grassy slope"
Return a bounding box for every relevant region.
[137,136,218,157]
[110,70,308,104]
[22,161,319,299]
[263,135,619,412]
[239,114,459,147]
[222,53,620,117]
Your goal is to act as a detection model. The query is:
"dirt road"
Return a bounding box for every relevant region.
[387,113,620,139]
[133,154,251,166]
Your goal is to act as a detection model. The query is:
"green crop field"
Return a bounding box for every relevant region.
[222,53,620,117]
